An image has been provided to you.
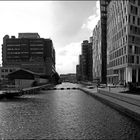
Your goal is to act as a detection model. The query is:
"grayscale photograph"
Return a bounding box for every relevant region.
[0,0,140,139]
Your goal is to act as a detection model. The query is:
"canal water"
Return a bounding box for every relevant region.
[0,83,140,139]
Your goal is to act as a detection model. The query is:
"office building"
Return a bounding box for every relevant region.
[100,0,111,84]
[92,0,109,84]
[107,0,140,84]
[2,33,56,76]
[92,20,101,81]
[76,40,93,81]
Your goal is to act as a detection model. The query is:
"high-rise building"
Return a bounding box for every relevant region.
[92,20,101,81]
[97,0,110,84]
[92,0,109,84]
[76,65,81,81]
[107,0,140,84]
[2,33,56,76]
[76,40,93,81]
[87,40,93,81]
[81,40,89,80]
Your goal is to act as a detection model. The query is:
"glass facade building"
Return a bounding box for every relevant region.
[92,0,110,84]
[107,0,140,84]
[92,20,101,81]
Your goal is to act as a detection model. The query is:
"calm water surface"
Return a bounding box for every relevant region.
[0,83,140,139]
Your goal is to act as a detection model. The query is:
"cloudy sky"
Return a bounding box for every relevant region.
[0,1,100,74]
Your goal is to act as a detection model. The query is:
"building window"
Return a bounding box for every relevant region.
[129,0,136,4]
[128,55,134,63]
[136,56,139,64]
[133,16,136,24]
[121,48,123,55]
[130,5,138,15]
[123,56,125,64]
[129,15,131,23]
[138,0,140,6]
[132,36,135,43]
[124,46,126,54]
[129,45,132,53]
[137,18,140,25]
[135,46,138,54]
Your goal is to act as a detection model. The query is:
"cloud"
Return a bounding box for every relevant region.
[0,1,97,74]
[56,42,81,74]
[58,50,67,56]
[82,0,100,31]
[50,1,95,46]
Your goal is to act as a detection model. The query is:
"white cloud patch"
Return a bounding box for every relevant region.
[82,0,100,31]
[55,42,81,74]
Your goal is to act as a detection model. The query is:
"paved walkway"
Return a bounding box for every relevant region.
[100,86,140,101]
[79,86,140,122]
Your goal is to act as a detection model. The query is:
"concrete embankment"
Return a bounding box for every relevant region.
[0,84,54,99]
[79,87,140,122]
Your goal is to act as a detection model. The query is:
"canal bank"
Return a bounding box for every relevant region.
[0,83,54,99]
[79,87,140,122]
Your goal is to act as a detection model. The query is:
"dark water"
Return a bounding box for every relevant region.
[0,83,140,139]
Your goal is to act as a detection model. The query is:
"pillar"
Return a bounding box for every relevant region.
[126,67,132,83]
[136,68,138,82]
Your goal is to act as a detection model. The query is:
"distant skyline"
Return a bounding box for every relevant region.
[0,1,100,74]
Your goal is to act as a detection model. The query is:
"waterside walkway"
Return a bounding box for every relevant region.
[79,87,140,122]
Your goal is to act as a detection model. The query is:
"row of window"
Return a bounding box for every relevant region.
[128,35,140,44]
[109,55,126,67]
[109,15,140,42]
[109,36,127,52]
[108,12,140,41]
[128,55,140,64]
[109,55,140,68]
[110,46,126,60]
[130,4,138,15]
[1,69,14,73]
[130,25,140,34]
[108,1,127,23]
[7,48,43,51]
[129,0,140,6]
[111,27,126,43]
[30,48,43,50]
[7,52,29,55]
[109,44,140,61]
[128,45,140,54]
[7,58,29,61]
[129,15,140,25]
[30,52,43,55]
[7,48,20,51]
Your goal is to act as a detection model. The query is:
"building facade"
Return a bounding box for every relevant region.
[76,65,80,81]
[107,0,140,84]
[92,20,101,81]
[96,0,110,84]
[76,40,93,81]
[2,33,56,76]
